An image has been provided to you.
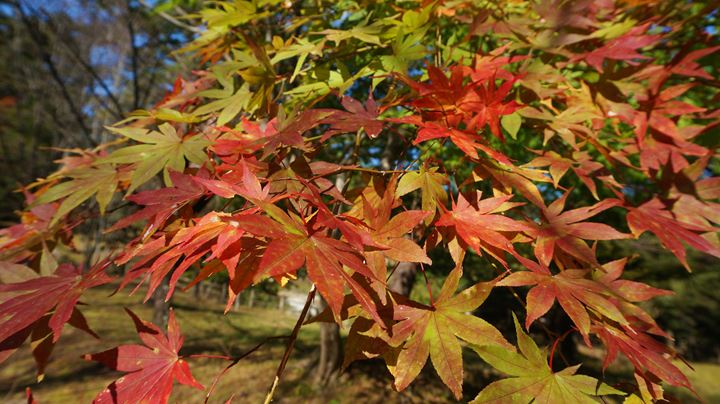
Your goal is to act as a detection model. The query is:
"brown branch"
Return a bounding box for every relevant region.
[125,0,141,110]
[192,335,291,403]
[263,285,317,404]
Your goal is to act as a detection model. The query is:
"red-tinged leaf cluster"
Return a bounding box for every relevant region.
[1,0,719,402]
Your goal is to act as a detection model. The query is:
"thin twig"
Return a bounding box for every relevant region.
[263,285,317,404]
[194,335,290,403]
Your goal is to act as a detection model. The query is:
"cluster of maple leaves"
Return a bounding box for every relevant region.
[1,0,719,402]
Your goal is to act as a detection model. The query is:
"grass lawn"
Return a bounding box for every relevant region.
[1,283,718,403]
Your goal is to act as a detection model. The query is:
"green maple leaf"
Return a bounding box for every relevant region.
[102,124,209,194]
[391,265,512,399]
[396,166,448,223]
[33,164,119,226]
[379,30,427,74]
[194,69,254,126]
[270,37,325,82]
[315,20,386,46]
[471,314,623,403]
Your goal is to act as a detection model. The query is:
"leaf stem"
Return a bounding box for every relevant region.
[419,262,434,305]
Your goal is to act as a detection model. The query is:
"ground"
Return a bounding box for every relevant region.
[0,282,718,403]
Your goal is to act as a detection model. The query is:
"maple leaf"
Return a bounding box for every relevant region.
[390,265,512,399]
[471,314,623,403]
[593,323,692,390]
[401,63,520,141]
[241,202,384,325]
[578,25,660,73]
[391,116,512,164]
[396,166,448,221]
[436,193,527,267]
[213,110,331,158]
[627,198,720,270]
[86,309,203,403]
[669,45,720,79]
[357,176,431,264]
[191,160,270,201]
[118,211,267,303]
[315,19,386,46]
[102,124,209,194]
[461,76,520,140]
[0,262,112,378]
[525,192,628,267]
[320,94,384,140]
[0,196,62,262]
[499,257,628,340]
[472,160,550,208]
[592,258,672,337]
[194,71,254,125]
[0,262,111,344]
[367,209,430,264]
[524,150,605,199]
[32,164,120,226]
[270,37,324,82]
[107,170,207,233]
[593,258,672,304]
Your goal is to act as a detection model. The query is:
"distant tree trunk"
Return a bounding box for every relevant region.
[152,277,169,328]
[314,296,341,386]
[247,289,255,308]
[388,261,417,296]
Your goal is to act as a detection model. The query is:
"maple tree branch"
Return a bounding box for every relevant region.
[194,335,290,403]
[125,0,141,110]
[263,285,317,404]
[338,166,407,175]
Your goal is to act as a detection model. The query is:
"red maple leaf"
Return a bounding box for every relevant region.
[525,192,628,267]
[321,94,384,140]
[0,262,112,344]
[627,198,720,270]
[191,160,270,201]
[593,323,691,390]
[107,170,207,233]
[578,25,660,72]
[244,202,384,325]
[499,257,627,341]
[390,116,512,164]
[0,261,112,377]
[436,193,527,266]
[399,64,520,141]
[86,309,203,403]
[592,258,672,337]
[524,150,605,199]
[118,211,268,302]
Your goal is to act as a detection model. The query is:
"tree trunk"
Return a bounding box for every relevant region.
[388,261,417,296]
[152,277,170,328]
[313,297,341,386]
